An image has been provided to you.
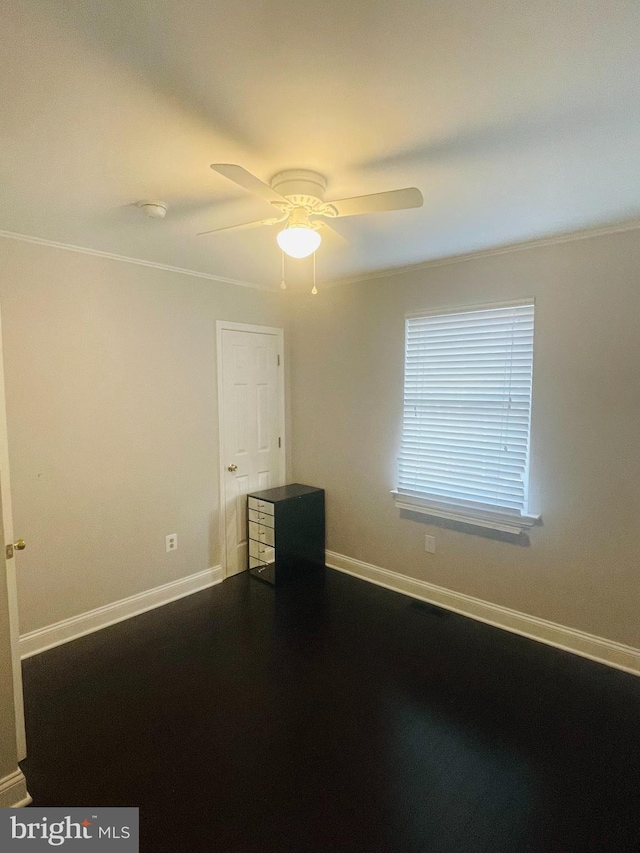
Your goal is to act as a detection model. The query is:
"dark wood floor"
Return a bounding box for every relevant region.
[21,568,640,852]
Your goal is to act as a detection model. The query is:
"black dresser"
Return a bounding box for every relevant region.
[247,484,325,585]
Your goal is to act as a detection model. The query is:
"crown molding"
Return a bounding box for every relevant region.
[0,229,273,291]
[324,215,640,288]
[4,215,640,294]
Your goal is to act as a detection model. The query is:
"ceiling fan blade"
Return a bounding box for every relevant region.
[210,164,289,207]
[328,187,423,218]
[314,221,349,248]
[197,215,286,236]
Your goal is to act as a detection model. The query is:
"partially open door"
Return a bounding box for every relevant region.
[0,305,26,761]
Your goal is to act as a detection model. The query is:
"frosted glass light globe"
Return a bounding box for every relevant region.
[277,226,321,259]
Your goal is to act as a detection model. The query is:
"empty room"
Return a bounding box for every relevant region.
[0,1,639,851]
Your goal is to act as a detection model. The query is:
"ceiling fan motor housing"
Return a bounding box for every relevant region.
[270,170,327,209]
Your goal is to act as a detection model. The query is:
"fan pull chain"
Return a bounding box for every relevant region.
[280,250,286,290]
[311,252,318,295]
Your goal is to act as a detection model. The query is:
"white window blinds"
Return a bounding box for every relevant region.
[399,302,535,516]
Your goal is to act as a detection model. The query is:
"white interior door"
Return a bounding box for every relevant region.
[217,323,285,578]
[0,307,26,761]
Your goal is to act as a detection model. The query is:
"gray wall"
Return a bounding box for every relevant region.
[3,227,640,650]
[0,238,289,634]
[289,228,640,647]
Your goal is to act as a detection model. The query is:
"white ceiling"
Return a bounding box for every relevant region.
[2,0,640,289]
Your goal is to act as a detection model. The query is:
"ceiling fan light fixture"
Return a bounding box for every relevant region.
[276,225,321,259]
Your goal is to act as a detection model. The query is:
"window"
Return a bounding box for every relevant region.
[395,301,539,534]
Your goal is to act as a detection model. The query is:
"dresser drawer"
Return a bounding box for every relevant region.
[248,497,274,515]
[249,548,276,569]
[249,538,274,560]
[248,508,274,527]
[249,521,275,547]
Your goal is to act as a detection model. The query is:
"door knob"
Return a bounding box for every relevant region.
[5,539,26,560]
[227,464,238,472]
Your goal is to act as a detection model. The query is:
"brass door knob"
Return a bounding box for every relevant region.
[227,464,238,472]
[5,539,26,560]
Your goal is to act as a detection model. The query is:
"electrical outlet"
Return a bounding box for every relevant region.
[424,534,436,554]
[166,534,178,553]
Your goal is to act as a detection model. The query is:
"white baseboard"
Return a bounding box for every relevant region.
[325,551,640,677]
[0,768,31,808]
[20,566,224,659]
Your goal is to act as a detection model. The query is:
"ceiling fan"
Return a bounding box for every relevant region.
[199,165,423,259]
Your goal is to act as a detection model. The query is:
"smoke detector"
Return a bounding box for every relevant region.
[137,201,168,219]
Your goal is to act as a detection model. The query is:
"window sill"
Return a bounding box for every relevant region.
[392,491,541,535]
